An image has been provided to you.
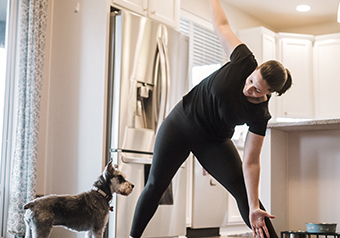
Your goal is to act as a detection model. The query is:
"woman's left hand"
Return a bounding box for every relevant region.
[250,208,275,238]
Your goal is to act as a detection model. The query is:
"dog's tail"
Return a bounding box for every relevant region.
[23,202,34,210]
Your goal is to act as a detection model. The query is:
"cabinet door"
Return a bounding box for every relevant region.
[238,27,276,63]
[276,35,314,119]
[262,34,276,62]
[313,34,340,119]
[261,33,277,119]
[113,0,148,15]
[148,0,179,28]
[191,158,229,228]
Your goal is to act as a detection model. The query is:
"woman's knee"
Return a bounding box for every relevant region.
[144,179,169,197]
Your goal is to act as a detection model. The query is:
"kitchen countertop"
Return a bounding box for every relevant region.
[267,118,340,132]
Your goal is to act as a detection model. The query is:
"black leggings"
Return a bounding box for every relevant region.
[130,102,278,238]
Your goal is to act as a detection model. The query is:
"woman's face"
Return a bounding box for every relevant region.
[243,69,271,98]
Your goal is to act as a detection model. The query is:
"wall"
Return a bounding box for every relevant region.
[35,0,53,196]
[38,0,110,192]
[37,0,110,236]
[37,0,105,197]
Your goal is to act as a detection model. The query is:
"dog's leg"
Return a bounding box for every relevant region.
[93,231,104,238]
[24,209,33,238]
[85,231,91,238]
[85,231,96,238]
[86,229,104,238]
[32,223,53,238]
[24,221,32,238]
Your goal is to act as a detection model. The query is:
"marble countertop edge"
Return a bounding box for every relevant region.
[267,118,340,131]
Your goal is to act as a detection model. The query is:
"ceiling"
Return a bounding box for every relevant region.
[223,0,340,31]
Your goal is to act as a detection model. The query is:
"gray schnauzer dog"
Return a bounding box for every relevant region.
[23,161,134,238]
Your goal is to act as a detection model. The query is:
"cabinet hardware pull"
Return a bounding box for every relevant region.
[210,179,217,186]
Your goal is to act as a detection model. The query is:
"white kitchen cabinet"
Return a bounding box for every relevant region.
[191,158,229,229]
[238,27,277,120]
[238,27,276,64]
[112,0,180,28]
[313,33,340,119]
[112,0,147,15]
[276,33,314,119]
[148,0,179,28]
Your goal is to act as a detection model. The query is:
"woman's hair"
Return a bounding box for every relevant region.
[257,60,292,96]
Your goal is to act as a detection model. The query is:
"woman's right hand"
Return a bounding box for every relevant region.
[249,208,275,238]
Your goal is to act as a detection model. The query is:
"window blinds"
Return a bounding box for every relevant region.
[180,18,227,67]
[180,18,227,87]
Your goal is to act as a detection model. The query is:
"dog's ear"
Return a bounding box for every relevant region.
[103,160,114,179]
[107,160,118,170]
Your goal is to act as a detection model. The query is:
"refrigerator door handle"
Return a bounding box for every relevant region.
[121,155,152,164]
[121,155,186,168]
[155,37,168,132]
[152,49,160,131]
[161,37,171,114]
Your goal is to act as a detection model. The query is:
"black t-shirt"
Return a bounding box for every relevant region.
[182,44,271,139]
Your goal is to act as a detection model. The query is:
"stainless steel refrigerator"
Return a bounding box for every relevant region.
[106,8,189,238]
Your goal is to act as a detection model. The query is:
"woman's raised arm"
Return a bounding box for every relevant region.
[208,0,242,57]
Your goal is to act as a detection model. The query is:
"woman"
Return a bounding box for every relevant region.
[130,0,292,238]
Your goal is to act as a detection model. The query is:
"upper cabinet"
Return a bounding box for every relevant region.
[112,0,148,15]
[276,33,314,119]
[148,0,180,28]
[313,33,340,119]
[112,0,180,28]
[112,0,148,16]
[238,27,276,64]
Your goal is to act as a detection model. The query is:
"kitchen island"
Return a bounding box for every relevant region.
[259,119,340,234]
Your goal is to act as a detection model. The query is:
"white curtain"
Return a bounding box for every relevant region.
[7,0,48,236]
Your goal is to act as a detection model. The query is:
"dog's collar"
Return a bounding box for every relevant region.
[92,186,111,201]
[92,187,114,212]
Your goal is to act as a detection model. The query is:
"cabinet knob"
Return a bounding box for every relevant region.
[151,10,156,15]
[143,8,147,11]
[210,179,217,186]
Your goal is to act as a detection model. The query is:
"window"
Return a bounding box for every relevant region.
[0,0,9,141]
[0,0,18,236]
[180,18,227,88]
